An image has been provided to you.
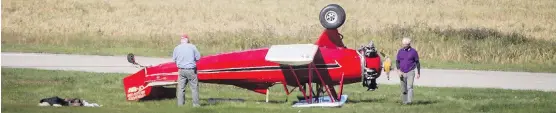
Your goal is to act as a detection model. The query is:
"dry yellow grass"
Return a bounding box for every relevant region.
[2,0,556,72]
[2,0,555,40]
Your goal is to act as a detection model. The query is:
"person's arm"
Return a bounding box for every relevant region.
[193,46,201,62]
[396,50,401,70]
[396,59,400,69]
[172,47,178,62]
[414,51,420,74]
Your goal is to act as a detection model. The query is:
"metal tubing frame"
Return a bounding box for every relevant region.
[280,62,341,104]
[311,63,336,103]
[281,81,291,95]
[338,73,344,100]
[288,66,309,102]
[307,63,313,104]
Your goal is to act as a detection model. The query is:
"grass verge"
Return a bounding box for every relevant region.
[3,26,556,73]
[2,68,556,113]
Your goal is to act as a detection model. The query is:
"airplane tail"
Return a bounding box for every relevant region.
[123,69,153,101]
[122,63,180,101]
[123,53,180,101]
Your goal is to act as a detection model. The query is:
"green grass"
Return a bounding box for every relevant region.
[2,68,555,113]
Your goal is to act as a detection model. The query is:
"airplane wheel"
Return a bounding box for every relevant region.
[319,4,346,29]
[127,53,136,64]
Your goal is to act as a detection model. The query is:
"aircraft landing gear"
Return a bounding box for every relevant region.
[319,4,346,29]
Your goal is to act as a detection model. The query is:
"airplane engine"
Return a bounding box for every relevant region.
[358,42,383,91]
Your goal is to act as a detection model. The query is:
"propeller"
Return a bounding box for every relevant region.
[127,53,148,67]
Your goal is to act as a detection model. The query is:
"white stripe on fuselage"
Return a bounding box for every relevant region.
[197,62,342,74]
[143,62,342,75]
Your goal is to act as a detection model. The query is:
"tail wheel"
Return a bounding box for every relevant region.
[319,4,346,29]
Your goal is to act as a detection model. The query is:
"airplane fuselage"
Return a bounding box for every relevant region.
[123,30,383,101]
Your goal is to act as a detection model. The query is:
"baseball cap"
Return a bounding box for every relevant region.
[181,34,189,39]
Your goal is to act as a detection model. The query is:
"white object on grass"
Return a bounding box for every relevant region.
[38,102,50,106]
[292,95,348,108]
[82,100,102,107]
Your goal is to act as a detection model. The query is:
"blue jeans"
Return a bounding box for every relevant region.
[177,69,200,107]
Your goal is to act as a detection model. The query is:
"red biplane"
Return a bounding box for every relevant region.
[123,4,391,107]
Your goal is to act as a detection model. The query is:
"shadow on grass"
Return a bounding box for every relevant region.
[398,100,440,105]
[132,86,439,106]
[347,98,387,103]
[138,86,176,102]
[274,96,391,105]
[136,86,248,106]
[254,100,289,104]
[206,98,246,105]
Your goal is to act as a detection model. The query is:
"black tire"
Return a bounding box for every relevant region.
[319,4,346,29]
[127,53,136,64]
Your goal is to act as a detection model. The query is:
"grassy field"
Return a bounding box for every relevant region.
[2,0,556,72]
[2,68,556,113]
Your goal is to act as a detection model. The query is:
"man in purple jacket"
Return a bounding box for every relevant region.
[396,37,421,105]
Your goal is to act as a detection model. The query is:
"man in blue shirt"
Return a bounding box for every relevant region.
[173,34,201,107]
[396,37,421,105]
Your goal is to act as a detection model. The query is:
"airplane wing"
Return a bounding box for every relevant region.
[264,44,319,66]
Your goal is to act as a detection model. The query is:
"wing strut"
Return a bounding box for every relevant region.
[264,44,346,107]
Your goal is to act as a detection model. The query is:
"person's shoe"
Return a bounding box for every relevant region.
[193,104,201,107]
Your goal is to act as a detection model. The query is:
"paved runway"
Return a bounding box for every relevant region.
[3,52,556,92]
